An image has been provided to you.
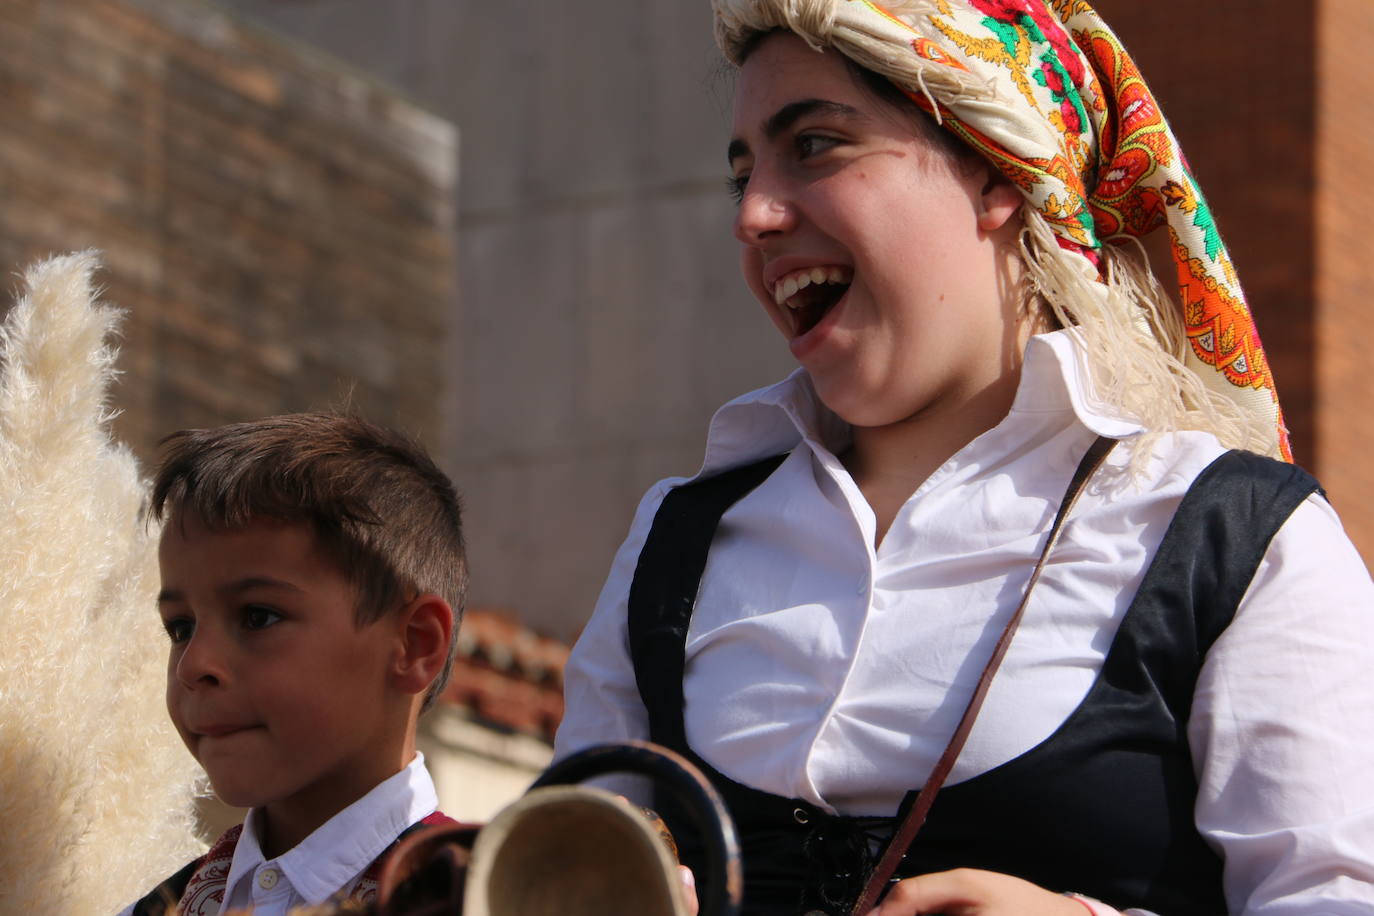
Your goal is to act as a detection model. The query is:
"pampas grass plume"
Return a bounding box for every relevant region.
[0,253,203,914]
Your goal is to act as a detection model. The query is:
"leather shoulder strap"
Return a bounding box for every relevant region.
[851,435,1117,913]
[854,447,1320,912]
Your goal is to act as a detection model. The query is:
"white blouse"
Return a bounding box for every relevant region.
[555,331,1374,915]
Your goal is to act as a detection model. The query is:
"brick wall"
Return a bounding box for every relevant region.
[0,0,456,461]
[1316,0,1374,555]
[1092,1,1318,463]
[1095,1,1374,559]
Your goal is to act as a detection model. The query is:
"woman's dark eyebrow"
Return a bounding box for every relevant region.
[727,98,862,165]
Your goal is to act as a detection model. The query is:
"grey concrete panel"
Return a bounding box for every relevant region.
[648,192,796,418]
[459,191,789,454]
[456,211,582,463]
[572,201,661,442]
[455,189,793,636]
[527,2,652,201]
[646,0,739,184]
[208,0,810,638]
[418,1,535,214]
[459,443,707,640]
[449,457,526,621]
[500,452,636,636]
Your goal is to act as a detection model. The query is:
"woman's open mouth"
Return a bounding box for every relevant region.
[771,266,853,337]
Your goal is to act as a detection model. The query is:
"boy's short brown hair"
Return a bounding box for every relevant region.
[150,412,466,708]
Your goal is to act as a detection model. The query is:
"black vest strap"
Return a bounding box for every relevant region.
[1128,449,1323,704]
[628,454,786,750]
[626,447,1320,915]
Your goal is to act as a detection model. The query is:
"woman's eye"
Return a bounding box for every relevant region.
[726,174,749,204]
[242,605,283,631]
[163,617,194,644]
[795,133,840,159]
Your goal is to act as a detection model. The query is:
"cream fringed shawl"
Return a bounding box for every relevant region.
[0,253,203,914]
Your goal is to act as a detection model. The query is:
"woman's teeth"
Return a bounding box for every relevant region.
[772,266,853,307]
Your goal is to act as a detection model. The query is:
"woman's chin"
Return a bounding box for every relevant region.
[810,377,888,429]
[810,369,945,431]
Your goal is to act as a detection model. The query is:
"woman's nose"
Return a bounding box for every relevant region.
[733,176,798,246]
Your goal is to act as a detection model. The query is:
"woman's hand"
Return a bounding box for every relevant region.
[679,864,699,915]
[867,869,1092,916]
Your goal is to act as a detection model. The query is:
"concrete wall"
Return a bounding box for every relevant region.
[214,0,796,641]
[206,2,1372,632]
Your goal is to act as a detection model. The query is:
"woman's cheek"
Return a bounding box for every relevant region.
[739,246,766,302]
[739,247,787,336]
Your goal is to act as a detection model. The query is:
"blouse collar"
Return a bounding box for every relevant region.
[694,330,1143,480]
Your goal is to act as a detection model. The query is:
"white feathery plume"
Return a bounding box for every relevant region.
[0,253,203,914]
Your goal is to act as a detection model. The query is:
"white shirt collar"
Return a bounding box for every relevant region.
[695,329,1143,480]
[1009,330,1145,438]
[223,752,439,906]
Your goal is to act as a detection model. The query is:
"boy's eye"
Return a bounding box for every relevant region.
[242,605,283,631]
[163,617,194,644]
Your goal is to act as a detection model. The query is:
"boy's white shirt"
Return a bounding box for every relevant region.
[116,753,439,916]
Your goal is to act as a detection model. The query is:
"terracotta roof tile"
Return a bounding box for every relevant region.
[440,607,569,741]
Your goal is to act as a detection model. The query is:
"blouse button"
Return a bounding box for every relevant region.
[257,867,280,890]
[792,807,810,825]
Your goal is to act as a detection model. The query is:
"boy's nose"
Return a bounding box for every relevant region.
[174,632,226,688]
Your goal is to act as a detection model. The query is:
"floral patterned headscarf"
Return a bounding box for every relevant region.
[714,0,1290,461]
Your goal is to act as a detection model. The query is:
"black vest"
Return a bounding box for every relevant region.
[627,449,1319,915]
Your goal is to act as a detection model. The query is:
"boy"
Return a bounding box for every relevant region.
[121,412,466,916]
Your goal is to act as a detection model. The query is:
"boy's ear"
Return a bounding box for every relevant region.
[391,594,455,698]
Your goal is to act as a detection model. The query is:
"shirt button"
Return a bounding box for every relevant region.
[856,574,870,595]
[257,867,280,890]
